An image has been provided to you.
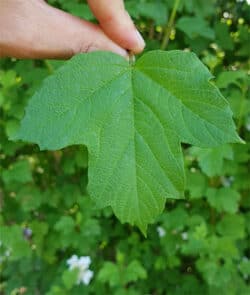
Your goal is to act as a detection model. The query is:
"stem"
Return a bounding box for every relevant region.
[128,51,135,65]
[148,20,155,40]
[210,207,216,226]
[44,60,54,74]
[161,0,180,50]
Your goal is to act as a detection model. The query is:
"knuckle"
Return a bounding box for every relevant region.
[72,42,95,55]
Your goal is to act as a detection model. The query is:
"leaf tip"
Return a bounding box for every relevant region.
[237,137,246,145]
[138,225,148,238]
[231,132,245,145]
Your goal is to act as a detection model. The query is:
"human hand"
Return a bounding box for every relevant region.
[0,0,145,59]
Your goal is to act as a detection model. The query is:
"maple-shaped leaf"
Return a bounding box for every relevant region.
[15,50,241,234]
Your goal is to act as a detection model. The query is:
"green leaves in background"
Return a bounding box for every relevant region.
[189,144,233,177]
[176,16,215,40]
[1,0,249,293]
[206,187,240,214]
[2,159,32,185]
[97,259,147,287]
[0,225,31,260]
[126,0,168,25]
[15,50,241,233]
[215,22,234,51]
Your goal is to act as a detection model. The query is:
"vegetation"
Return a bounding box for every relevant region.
[0,0,249,294]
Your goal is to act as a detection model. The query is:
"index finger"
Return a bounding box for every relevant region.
[87,0,145,54]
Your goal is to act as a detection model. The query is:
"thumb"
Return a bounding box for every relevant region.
[0,1,128,59]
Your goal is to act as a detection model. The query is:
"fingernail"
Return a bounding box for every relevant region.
[125,11,145,51]
[134,30,145,51]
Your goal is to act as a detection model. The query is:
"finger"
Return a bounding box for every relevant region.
[0,1,128,59]
[87,0,145,54]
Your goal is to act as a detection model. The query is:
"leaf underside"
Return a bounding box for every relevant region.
[15,50,241,233]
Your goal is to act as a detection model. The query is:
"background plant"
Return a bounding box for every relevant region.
[0,0,249,294]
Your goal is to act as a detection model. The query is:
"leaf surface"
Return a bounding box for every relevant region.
[176,16,215,39]
[16,50,240,233]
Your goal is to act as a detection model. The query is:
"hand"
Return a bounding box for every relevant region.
[0,0,145,59]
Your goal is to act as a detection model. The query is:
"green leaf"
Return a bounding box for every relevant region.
[216,70,248,89]
[0,70,18,88]
[54,216,75,233]
[30,221,49,255]
[123,260,147,284]
[16,185,43,211]
[227,89,250,119]
[215,22,234,51]
[97,262,120,287]
[137,2,168,25]
[196,258,233,287]
[126,0,168,24]
[189,144,233,177]
[75,146,88,168]
[206,236,239,260]
[0,92,4,106]
[0,225,31,260]
[184,0,215,17]
[161,207,188,231]
[62,269,79,290]
[5,119,20,139]
[186,170,207,199]
[176,17,215,40]
[237,25,250,57]
[114,289,140,295]
[2,159,32,185]
[15,51,240,232]
[206,188,241,214]
[97,260,146,287]
[216,214,245,239]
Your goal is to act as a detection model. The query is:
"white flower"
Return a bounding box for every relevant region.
[157,226,166,238]
[78,256,91,269]
[236,0,250,4]
[66,255,94,285]
[181,232,188,240]
[79,269,94,285]
[66,255,79,270]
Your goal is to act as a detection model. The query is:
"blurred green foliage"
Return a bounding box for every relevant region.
[0,0,250,294]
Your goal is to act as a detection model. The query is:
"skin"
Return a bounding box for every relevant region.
[0,0,145,59]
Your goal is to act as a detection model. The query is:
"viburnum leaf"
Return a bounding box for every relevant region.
[15,50,241,234]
